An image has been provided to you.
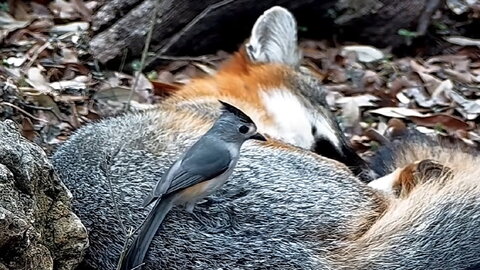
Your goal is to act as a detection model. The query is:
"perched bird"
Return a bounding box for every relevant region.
[120,100,267,270]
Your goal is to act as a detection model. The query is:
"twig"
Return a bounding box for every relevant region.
[20,102,62,121]
[23,42,50,71]
[0,102,48,123]
[416,0,442,36]
[125,0,159,112]
[119,48,128,73]
[158,0,236,55]
[156,55,224,62]
[101,144,128,235]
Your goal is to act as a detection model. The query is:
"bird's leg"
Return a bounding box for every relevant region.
[185,203,210,227]
[196,196,226,207]
[185,202,232,233]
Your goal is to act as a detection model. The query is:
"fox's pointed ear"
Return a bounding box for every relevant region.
[246,6,301,67]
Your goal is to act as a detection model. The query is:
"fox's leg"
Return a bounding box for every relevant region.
[369,159,453,197]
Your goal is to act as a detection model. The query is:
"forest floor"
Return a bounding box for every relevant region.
[1,1,479,157]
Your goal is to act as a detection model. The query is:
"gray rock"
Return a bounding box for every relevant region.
[0,120,88,270]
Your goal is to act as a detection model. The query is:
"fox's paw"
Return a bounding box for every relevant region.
[393,159,453,198]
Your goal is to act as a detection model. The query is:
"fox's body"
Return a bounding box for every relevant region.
[52,6,480,270]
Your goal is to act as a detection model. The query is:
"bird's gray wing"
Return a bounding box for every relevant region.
[142,138,231,207]
[166,139,232,194]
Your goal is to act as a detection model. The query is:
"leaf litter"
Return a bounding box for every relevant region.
[0,1,479,156]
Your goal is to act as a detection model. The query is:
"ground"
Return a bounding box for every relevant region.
[1,0,479,157]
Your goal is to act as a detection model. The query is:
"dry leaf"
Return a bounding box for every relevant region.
[369,107,425,118]
[448,91,480,119]
[50,22,89,33]
[446,36,480,48]
[341,45,384,63]
[336,94,379,107]
[0,11,31,41]
[409,114,470,133]
[26,67,53,93]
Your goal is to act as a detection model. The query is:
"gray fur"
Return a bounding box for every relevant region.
[52,108,382,270]
[51,6,480,270]
[52,106,480,270]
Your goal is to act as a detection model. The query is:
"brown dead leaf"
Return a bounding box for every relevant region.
[21,117,37,141]
[416,72,441,94]
[409,114,470,133]
[0,11,31,42]
[426,54,468,64]
[193,62,216,75]
[444,69,475,83]
[151,80,181,96]
[71,0,93,21]
[410,59,440,74]
[133,72,153,102]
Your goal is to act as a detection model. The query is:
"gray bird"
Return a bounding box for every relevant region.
[120,100,266,270]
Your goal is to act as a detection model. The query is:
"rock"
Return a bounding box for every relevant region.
[0,120,88,270]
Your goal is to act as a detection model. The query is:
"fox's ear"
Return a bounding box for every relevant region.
[246,6,301,67]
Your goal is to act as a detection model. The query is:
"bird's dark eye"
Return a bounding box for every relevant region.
[239,125,249,134]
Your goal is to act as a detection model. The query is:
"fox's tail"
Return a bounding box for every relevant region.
[339,132,480,270]
[119,195,175,270]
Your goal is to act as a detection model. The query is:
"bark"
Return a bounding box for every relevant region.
[88,0,443,65]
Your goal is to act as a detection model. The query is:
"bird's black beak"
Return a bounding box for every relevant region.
[250,132,267,141]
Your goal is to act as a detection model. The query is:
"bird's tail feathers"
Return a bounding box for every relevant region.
[119,195,175,270]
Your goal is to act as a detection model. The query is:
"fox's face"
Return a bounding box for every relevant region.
[171,7,375,181]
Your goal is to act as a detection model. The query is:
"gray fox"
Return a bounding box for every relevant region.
[52,6,480,270]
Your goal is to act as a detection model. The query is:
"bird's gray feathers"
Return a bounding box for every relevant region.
[219,100,255,124]
[143,135,233,208]
[122,195,175,270]
[167,138,232,192]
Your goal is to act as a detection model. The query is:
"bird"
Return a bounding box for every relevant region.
[120,100,267,270]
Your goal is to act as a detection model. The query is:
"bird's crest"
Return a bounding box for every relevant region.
[218,100,254,124]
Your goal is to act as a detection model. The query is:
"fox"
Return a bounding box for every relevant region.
[51,6,480,270]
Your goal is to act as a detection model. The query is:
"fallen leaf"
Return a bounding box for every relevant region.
[50,80,87,90]
[49,0,78,19]
[448,91,480,119]
[447,0,475,15]
[444,68,474,83]
[50,22,89,33]
[446,36,480,47]
[336,94,379,107]
[403,87,435,108]
[409,114,470,133]
[93,87,146,103]
[431,79,453,105]
[151,80,181,96]
[132,72,153,102]
[340,98,361,133]
[0,11,31,41]
[341,45,384,63]
[71,0,92,21]
[417,72,441,94]
[369,107,425,118]
[193,62,216,75]
[26,67,53,93]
